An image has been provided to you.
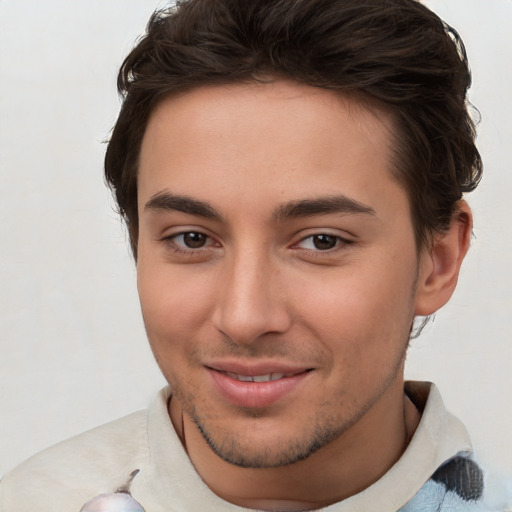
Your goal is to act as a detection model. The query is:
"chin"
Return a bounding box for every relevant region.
[190,410,350,468]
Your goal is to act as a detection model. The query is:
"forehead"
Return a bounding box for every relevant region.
[138,80,400,217]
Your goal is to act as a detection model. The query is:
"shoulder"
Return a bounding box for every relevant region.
[400,454,512,512]
[0,410,149,512]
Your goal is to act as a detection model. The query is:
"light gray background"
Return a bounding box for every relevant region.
[1,0,511,480]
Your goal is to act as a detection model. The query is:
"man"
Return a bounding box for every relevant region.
[0,0,508,510]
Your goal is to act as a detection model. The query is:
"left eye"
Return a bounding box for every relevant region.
[298,234,342,251]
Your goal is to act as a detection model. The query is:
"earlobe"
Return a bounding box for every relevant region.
[414,201,472,316]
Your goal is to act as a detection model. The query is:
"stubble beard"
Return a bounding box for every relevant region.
[190,407,365,468]
[164,321,414,469]
[158,269,419,469]
[178,345,408,469]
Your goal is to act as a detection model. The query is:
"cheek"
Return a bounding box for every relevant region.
[137,261,215,346]
[294,253,418,349]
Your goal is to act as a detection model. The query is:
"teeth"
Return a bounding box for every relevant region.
[229,373,253,382]
[253,374,275,382]
[226,372,290,382]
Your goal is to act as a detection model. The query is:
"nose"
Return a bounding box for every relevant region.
[212,250,292,345]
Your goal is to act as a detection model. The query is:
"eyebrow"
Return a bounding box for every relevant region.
[272,195,376,221]
[144,191,376,222]
[145,191,222,220]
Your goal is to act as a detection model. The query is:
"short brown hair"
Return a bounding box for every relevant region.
[105,0,482,257]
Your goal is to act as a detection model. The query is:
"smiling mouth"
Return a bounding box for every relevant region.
[207,366,312,407]
[209,366,313,383]
[223,371,301,382]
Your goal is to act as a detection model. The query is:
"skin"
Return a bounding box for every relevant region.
[136,80,471,510]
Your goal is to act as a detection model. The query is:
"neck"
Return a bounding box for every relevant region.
[170,380,420,511]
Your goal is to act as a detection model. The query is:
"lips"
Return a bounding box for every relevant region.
[206,362,312,408]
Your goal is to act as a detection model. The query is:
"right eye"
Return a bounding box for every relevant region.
[172,231,209,249]
[160,230,222,259]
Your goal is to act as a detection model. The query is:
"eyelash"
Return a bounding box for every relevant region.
[161,231,353,257]
[294,233,352,253]
[161,231,217,254]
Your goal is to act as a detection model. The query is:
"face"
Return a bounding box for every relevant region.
[137,81,422,468]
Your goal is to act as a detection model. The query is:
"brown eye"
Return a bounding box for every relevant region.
[181,232,207,248]
[312,234,338,250]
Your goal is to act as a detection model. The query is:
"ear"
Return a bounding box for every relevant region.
[414,200,472,316]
